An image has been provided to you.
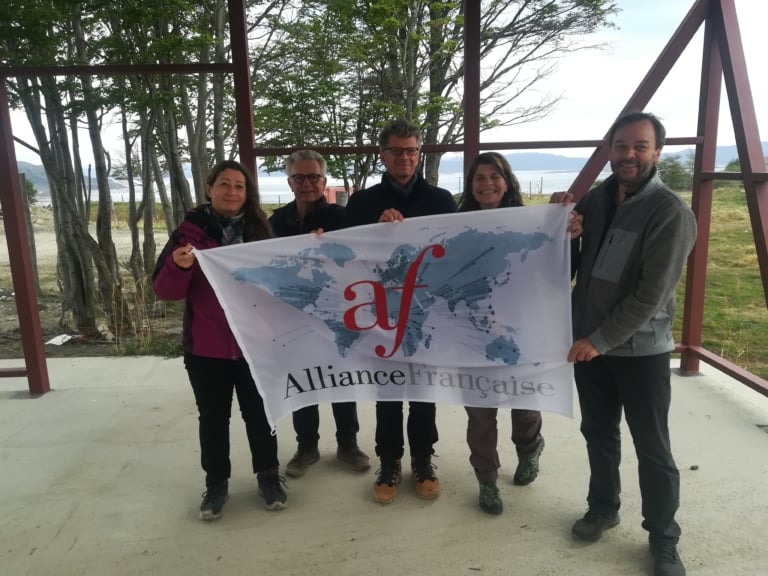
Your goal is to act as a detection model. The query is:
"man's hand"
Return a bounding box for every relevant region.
[378,208,404,222]
[549,191,572,205]
[567,338,600,363]
[568,212,583,239]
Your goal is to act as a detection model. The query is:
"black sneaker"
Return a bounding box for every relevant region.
[650,540,686,576]
[572,508,620,541]
[257,469,288,511]
[199,480,229,521]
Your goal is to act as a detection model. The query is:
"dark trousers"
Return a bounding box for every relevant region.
[185,353,278,487]
[575,353,681,541]
[292,402,359,449]
[465,407,543,483]
[375,401,437,460]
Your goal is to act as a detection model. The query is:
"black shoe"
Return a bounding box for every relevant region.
[199,480,229,521]
[650,540,686,576]
[572,508,620,542]
[257,469,288,511]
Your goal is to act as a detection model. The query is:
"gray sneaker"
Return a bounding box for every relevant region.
[285,447,320,478]
[337,444,371,471]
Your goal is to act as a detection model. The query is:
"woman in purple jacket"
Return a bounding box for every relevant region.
[153,160,284,520]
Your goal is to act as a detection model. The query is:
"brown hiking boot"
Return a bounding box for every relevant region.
[337,443,371,472]
[411,457,440,500]
[285,446,320,478]
[373,458,401,504]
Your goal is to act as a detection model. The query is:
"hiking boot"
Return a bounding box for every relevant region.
[478,481,503,515]
[337,443,371,472]
[513,437,545,486]
[650,540,686,576]
[373,458,401,504]
[572,508,620,541]
[257,469,288,511]
[411,457,440,500]
[199,480,229,521]
[285,446,320,478]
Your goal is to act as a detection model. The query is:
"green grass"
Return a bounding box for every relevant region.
[687,186,768,378]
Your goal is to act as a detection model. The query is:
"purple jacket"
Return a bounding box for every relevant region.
[152,207,242,359]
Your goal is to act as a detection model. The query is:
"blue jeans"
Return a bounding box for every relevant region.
[575,353,681,542]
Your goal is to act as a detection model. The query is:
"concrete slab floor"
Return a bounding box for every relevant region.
[1,357,766,576]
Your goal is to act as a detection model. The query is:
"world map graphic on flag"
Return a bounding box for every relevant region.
[231,227,551,364]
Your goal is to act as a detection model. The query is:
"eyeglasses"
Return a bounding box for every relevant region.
[289,173,325,184]
[383,147,421,156]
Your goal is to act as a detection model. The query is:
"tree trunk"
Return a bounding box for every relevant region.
[22,76,98,334]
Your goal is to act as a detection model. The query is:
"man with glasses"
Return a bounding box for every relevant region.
[343,119,457,504]
[269,149,371,478]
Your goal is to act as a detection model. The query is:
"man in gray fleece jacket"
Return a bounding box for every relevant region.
[568,112,697,576]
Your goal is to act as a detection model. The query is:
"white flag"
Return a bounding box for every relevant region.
[195,204,574,429]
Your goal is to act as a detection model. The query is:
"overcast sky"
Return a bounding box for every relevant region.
[10,0,766,164]
[486,0,766,156]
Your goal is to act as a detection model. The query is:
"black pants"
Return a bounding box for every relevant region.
[185,353,278,487]
[375,401,437,460]
[575,353,681,542]
[292,402,359,449]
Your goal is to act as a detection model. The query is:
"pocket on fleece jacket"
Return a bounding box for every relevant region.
[591,229,639,284]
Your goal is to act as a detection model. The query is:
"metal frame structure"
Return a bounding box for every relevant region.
[0,0,766,397]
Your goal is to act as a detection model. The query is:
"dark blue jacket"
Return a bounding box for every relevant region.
[269,197,344,237]
[343,173,456,227]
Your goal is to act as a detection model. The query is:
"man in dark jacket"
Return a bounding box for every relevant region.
[269,150,370,478]
[568,112,696,576]
[343,119,457,504]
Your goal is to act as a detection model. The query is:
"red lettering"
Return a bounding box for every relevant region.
[342,244,446,358]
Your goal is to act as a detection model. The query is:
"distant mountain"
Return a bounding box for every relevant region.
[16,161,49,192]
[440,143,768,173]
[17,142,768,195]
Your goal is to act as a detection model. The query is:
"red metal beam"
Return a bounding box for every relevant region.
[680,2,722,375]
[463,0,481,175]
[0,80,50,395]
[716,0,768,309]
[0,63,232,78]
[682,346,768,396]
[228,0,257,182]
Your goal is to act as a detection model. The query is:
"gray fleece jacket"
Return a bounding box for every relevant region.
[572,169,697,356]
